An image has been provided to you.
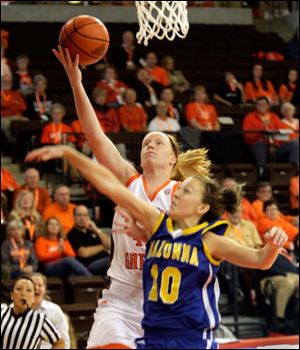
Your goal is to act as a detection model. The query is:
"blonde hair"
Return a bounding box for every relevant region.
[166,134,211,181]
[28,272,51,301]
[10,189,40,222]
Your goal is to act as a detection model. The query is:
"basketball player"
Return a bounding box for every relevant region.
[26,145,287,349]
[52,46,210,349]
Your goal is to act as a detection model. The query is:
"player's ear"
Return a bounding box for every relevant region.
[196,203,209,216]
[169,154,177,167]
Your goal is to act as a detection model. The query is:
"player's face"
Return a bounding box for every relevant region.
[170,177,209,220]
[11,279,35,311]
[140,132,176,171]
[31,275,46,307]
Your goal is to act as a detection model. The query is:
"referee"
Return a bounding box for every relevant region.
[1,276,64,349]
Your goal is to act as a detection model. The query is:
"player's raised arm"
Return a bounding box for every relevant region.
[204,226,288,270]
[52,46,136,184]
[25,145,159,239]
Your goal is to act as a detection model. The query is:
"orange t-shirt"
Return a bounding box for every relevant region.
[1,89,27,116]
[279,83,296,103]
[185,102,218,130]
[94,107,120,133]
[13,186,51,215]
[95,79,127,104]
[1,168,19,191]
[40,122,76,145]
[42,202,76,235]
[244,79,277,104]
[35,236,75,264]
[278,118,299,142]
[118,103,147,132]
[242,111,282,145]
[290,175,299,210]
[252,198,296,223]
[71,119,87,149]
[147,66,170,87]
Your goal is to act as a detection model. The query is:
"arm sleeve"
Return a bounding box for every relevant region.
[40,315,61,345]
[63,240,76,257]
[53,307,70,349]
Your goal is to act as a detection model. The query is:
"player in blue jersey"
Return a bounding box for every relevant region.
[26,145,288,350]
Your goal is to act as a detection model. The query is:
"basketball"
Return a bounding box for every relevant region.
[59,15,110,65]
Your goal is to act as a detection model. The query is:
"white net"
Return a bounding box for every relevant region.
[135,1,189,46]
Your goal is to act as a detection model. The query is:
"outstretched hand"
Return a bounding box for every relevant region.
[264,226,288,248]
[52,45,82,85]
[25,145,66,163]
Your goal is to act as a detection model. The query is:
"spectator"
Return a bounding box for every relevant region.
[143,51,169,87]
[95,66,127,106]
[1,219,38,279]
[279,102,299,142]
[30,272,70,349]
[132,67,163,109]
[289,174,299,214]
[1,276,64,349]
[257,199,298,251]
[1,74,28,141]
[244,64,278,105]
[213,71,245,106]
[71,119,91,155]
[221,177,257,225]
[185,85,220,131]
[161,55,190,95]
[160,87,182,123]
[8,189,43,242]
[92,88,120,133]
[148,100,181,132]
[35,217,92,278]
[112,30,142,70]
[68,205,110,275]
[279,69,298,103]
[1,167,19,210]
[42,185,76,235]
[243,97,299,179]
[40,103,76,145]
[118,88,147,132]
[13,168,51,215]
[1,45,11,78]
[13,55,34,96]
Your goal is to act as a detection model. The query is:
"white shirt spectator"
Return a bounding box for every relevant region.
[148,116,181,132]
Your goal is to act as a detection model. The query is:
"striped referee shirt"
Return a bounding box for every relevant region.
[1,304,61,349]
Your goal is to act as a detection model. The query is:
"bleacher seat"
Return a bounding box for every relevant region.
[225,163,257,188]
[47,277,66,304]
[68,275,108,303]
[267,163,297,187]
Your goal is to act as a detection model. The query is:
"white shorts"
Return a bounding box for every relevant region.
[87,281,144,349]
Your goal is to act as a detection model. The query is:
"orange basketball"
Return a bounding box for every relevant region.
[59,15,110,66]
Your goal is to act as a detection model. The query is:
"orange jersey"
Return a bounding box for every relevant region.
[147,66,170,87]
[185,102,218,130]
[244,79,277,104]
[40,122,76,145]
[290,175,299,210]
[242,111,282,144]
[96,80,127,104]
[1,89,26,116]
[35,236,75,264]
[42,202,76,235]
[279,83,296,103]
[118,104,147,132]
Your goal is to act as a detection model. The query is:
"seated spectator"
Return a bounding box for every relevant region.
[257,199,298,251]
[118,88,147,132]
[95,66,127,106]
[13,54,34,96]
[243,97,299,179]
[30,272,70,349]
[213,71,245,106]
[161,56,190,95]
[279,69,298,103]
[1,219,38,279]
[222,177,257,225]
[160,87,182,123]
[40,103,76,145]
[71,119,91,155]
[148,100,181,132]
[289,174,299,214]
[279,102,299,141]
[1,45,11,78]
[43,185,76,235]
[252,182,297,224]
[8,189,43,242]
[68,205,110,275]
[35,217,92,278]
[92,88,120,132]
[132,68,163,109]
[1,166,19,202]
[185,85,220,131]
[143,51,169,87]
[1,74,28,141]
[25,74,52,122]
[13,168,51,215]
[244,64,278,105]
[111,30,142,70]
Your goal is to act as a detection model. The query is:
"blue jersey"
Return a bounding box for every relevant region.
[137,213,229,349]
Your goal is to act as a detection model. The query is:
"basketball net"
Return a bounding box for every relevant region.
[135,1,189,46]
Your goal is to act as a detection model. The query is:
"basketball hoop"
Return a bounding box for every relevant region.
[135,1,189,46]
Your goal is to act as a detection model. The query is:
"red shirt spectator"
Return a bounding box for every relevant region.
[1,75,26,117]
[71,119,87,150]
[144,52,170,87]
[278,102,299,142]
[1,168,19,192]
[289,175,299,211]
[278,69,298,103]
